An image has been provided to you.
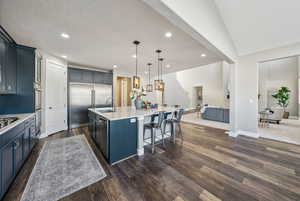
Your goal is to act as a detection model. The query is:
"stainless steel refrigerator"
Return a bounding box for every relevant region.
[69,82,112,128]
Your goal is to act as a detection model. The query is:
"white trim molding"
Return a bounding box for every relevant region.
[231,130,260,138]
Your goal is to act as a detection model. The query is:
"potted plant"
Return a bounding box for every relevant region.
[130,88,146,109]
[272,87,291,119]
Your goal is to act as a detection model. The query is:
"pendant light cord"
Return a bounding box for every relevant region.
[135,44,138,76]
[148,64,151,84]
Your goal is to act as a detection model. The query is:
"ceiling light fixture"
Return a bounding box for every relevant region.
[201,53,206,57]
[165,32,172,38]
[61,33,70,39]
[166,64,171,68]
[132,41,141,89]
[113,64,118,68]
[132,54,137,58]
[61,55,67,59]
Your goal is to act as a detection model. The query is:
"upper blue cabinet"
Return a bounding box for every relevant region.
[0,36,17,94]
[68,68,113,85]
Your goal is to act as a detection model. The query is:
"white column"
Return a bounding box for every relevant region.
[137,116,145,156]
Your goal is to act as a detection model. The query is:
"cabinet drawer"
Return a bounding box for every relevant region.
[24,116,35,127]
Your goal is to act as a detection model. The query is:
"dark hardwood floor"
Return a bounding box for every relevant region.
[3,123,300,201]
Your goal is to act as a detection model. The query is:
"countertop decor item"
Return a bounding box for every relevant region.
[130,88,146,109]
[154,49,161,90]
[20,135,106,201]
[146,63,153,92]
[272,86,291,119]
[133,40,141,89]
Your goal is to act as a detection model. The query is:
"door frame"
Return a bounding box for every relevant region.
[45,59,68,136]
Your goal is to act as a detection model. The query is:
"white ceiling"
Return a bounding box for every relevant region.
[214,0,300,56]
[0,0,222,75]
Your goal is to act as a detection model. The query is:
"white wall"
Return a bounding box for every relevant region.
[235,42,300,136]
[143,0,237,63]
[259,57,299,117]
[39,51,68,138]
[143,62,230,109]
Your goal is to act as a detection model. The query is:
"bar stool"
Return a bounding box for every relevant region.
[164,109,184,143]
[144,111,165,153]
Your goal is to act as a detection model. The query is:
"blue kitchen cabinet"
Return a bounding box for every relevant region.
[0,36,17,94]
[94,71,113,85]
[0,115,36,200]
[23,126,30,158]
[69,68,83,83]
[90,114,138,165]
[0,36,6,93]
[109,118,137,164]
[5,42,17,94]
[69,68,113,85]
[14,132,24,173]
[1,141,14,194]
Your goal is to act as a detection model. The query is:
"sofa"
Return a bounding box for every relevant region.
[202,107,230,123]
[260,107,284,124]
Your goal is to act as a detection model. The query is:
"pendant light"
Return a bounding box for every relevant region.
[133,40,141,89]
[146,63,153,92]
[159,58,165,91]
[154,49,161,90]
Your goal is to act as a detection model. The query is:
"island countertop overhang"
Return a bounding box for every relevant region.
[88,106,180,121]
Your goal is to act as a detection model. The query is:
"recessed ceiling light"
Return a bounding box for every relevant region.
[165,32,172,38]
[61,55,67,59]
[201,53,206,57]
[144,71,148,74]
[113,64,118,68]
[166,64,171,68]
[61,33,70,39]
[132,54,137,58]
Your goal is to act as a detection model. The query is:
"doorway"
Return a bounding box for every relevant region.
[258,55,300,145]
[45,60,68,135]
[116,77,132,107]
[194,86,203,107]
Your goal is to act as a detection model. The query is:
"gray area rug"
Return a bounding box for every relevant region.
[21,135,106,201]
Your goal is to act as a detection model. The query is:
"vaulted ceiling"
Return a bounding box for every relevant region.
[214,0,300,56]
[0,0,222,74]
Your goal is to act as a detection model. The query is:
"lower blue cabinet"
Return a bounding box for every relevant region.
[14,132,24,172]
[90,114,138,165]
[109,118,137,164]
[1,141,14,194]
[0,116,36,200]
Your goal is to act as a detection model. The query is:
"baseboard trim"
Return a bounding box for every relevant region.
[39,132,48,139]
[228,131,238,137]
[237,130,259,138]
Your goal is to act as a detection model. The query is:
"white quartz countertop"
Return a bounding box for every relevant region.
[0,113,35,135]
[88,106,180,120]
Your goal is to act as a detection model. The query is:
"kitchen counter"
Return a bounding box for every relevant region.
[0,113,35,135]
[88,106,179,120]
[89,106,181,158]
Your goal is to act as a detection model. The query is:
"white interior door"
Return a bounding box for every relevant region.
[121,79,127,106]
[45,61,67,135]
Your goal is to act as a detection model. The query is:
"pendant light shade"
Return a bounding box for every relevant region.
[133,40,141,89]
[146,63,153,92]
[154,49,162,90]
[158,58,165,91]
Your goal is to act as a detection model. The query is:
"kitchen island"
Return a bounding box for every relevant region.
[88,106,179,165]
